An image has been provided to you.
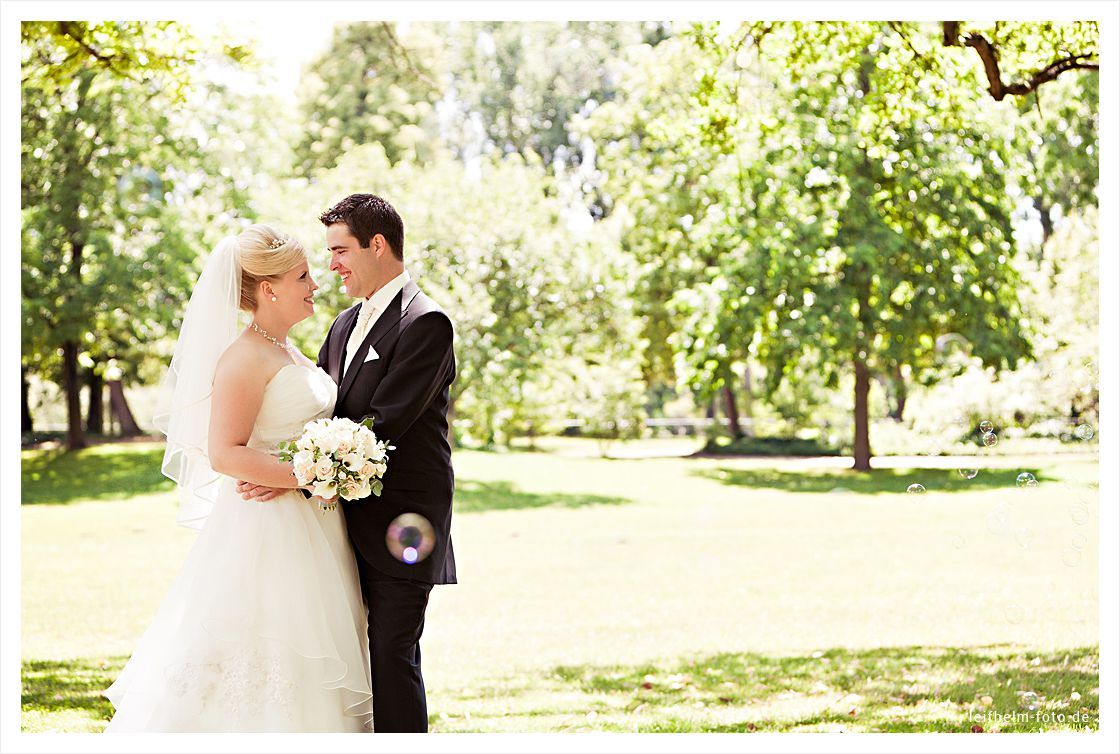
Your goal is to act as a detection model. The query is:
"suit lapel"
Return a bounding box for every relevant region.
[337,281,422,405]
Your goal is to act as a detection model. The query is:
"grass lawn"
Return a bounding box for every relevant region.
[21,439,1099,733]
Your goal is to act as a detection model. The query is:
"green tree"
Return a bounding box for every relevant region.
[293,22,442,175]
[437,22,643,169]
[1008,71,1098,250]
[21,22,256,448]
[603,22,1039,469]
[260,144,643,449]
[580,33,754,431]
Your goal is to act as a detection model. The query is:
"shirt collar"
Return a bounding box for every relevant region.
[362,269,411,315]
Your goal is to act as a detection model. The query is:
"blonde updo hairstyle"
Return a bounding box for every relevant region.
[236,224,308,312]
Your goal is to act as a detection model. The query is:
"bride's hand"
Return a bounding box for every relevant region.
[236,480,287,502]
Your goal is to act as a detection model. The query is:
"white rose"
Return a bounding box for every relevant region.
[293,460,314,485]
[338,481,356,500]
[354,480,373,499]
[359,460,377,478]
[317,431,341,456]
[314,456,335,480]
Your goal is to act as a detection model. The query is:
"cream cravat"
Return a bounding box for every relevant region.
[344,299,379,373]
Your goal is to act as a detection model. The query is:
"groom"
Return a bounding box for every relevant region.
[239,193,457,732]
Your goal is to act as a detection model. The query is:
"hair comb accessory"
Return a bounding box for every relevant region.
[268,236,286,250]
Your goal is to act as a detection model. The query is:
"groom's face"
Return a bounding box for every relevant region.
[326,223,378,300]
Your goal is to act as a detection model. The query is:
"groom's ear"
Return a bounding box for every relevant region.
[370,233,388,258]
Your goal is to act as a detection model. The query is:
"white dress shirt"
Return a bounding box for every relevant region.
[344,269,411,373]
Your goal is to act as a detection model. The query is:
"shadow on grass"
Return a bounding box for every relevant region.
[429,645,1099,733]
[22,656,125,732]
[21,445,173,505]
[695,467,1047,496]
[24,646,1099,734]
[454,479,630,513]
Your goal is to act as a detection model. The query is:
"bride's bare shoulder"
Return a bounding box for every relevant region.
[214,336,286,386]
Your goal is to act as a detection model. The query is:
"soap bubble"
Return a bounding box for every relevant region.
[906,484,925,494]
[986,502,1011,535]
[1005,604,1025,624]
[982,432,998,448]
[1071,533,1087,550]
[1068,503,1090,526]
[1075,424,1095,441]
[1016,472,1036,488]
[958,468,979,480]
[980,420,994,433]
[385,513,436,564]
[1020,691,1040,711]
[1013,527,1033,549]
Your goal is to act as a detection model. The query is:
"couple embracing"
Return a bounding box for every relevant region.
[104,194,456,733]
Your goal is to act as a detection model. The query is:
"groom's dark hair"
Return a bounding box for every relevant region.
[319,193,404,261]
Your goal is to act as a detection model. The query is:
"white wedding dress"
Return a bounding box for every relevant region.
[104,363,373,732]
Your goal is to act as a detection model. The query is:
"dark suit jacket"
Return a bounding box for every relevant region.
[317,280,457,585]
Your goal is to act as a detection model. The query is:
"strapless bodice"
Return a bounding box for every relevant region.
[247,364,337,452]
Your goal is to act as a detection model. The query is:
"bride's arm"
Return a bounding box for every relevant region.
[208,350,303,490]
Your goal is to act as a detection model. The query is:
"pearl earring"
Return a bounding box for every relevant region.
[271,296,277,302]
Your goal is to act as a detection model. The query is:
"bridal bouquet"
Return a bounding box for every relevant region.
[278,417,393,512]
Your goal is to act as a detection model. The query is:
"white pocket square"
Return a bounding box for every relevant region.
[363,345,380,363]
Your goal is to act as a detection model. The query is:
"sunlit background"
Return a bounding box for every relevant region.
[20,18,1100,734]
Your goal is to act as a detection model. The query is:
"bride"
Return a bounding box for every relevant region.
[103,225,372,732]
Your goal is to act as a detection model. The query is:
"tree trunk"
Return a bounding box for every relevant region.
[108,379,142,436]
[742,361,755,438]
[1034,196,1054,254]
[888,364,907,422]
[853,356,872,471]
[22,366,34,434]
[62,342,87,450]
[86,367,104,435]
[722,383,743,439]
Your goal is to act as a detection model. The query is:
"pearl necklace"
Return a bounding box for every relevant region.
[249,321,291,352]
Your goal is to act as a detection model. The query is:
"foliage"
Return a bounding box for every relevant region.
[19,20,1101,455]
[259,145,645,447]
[1007,71,1098,247]
[20,22,270,446]
[20,21,205,99]
[701,435,840,457]
[436,22,644,169]
[579,35,738,391]
[293,22,443,174]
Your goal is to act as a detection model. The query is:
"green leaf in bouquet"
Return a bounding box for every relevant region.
[372,479,383,497]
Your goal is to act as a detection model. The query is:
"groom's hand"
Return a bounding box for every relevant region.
[235,480,287,502]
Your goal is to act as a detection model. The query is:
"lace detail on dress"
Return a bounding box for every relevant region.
[165,646,299,723]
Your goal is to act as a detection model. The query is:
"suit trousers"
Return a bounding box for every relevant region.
[354,548,434,732]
